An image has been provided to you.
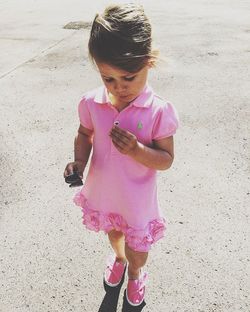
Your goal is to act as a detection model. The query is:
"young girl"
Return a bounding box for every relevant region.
[64,4,179,309]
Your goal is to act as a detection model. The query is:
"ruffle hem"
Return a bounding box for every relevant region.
[73,191,166,252]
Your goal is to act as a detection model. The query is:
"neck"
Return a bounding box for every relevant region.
[109,93,130,112]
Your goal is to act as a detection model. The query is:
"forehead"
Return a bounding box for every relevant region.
[96,62,138,77]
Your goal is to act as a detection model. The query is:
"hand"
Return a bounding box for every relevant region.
[64,160,85,179]
[109,125,139,156]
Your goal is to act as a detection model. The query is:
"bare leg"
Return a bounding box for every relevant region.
[125,243,148,279]
[108,230,126,263]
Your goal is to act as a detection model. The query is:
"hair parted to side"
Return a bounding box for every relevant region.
[88,3,158,72]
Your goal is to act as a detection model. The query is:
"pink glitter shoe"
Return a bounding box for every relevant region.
[125,272,148,306]
[104,255,127,288]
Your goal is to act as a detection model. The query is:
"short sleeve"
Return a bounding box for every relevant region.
[152,102,179,140]
[78,96,94,131]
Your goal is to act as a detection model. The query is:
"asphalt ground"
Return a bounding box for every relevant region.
[0,0,249,311]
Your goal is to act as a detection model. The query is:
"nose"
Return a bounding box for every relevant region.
[114,81,127,93]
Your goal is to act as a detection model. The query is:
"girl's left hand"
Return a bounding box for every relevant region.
[109,125,139,156]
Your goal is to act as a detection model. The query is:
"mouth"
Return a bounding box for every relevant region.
[118,94,131,99]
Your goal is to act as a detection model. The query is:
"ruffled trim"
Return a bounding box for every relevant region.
[73,191,166,252]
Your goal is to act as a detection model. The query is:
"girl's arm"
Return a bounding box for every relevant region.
[64,124,93,178]
[109,125,174,170]
[74,124,93,166]
[132,136,174,170]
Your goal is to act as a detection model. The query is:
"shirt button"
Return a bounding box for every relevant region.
[114,120,119,126]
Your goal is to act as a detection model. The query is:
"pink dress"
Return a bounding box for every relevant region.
[73,84,179,252]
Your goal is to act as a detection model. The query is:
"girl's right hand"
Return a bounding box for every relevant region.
[64,161,85,179]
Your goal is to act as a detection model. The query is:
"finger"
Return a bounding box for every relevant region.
[111,126,132,139]
[110,136,128,152]
[112,137,125,150]
[64,164,74,177]
[110,131,130,145]
[76,169,83,179]
[73,167,83,179]
[110,133,126,149]
[111,125,130,137]
[110,126,131,140]
[64,169,70,178]
[112,139,125,153]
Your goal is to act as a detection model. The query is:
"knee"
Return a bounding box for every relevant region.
[125,245,148,269]
[108,230,124,242]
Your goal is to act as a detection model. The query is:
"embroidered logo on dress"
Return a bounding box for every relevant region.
[137,121,143,129]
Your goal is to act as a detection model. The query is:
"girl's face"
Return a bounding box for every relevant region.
[96,61,150,105]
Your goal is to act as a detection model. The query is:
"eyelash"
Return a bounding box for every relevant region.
[104,78,114,83]
[124,76,136,81]
[104,76,136,83]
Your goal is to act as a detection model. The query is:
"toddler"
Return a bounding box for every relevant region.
[64,3,179,310]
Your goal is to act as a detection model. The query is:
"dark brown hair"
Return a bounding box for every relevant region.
[88,4,158,72]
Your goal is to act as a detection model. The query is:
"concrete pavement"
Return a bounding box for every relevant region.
[0,0,249,311]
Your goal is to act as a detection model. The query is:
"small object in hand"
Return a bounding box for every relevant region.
[69,180,83,187]
[65,172,83,187]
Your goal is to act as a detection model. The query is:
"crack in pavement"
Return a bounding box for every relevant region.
[0,30,78,80]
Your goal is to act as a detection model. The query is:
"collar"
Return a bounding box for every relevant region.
[94,84,154,108]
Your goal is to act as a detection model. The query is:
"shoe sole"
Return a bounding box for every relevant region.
[122,289,146,311]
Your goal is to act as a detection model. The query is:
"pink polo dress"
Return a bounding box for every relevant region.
[73,84,179,252]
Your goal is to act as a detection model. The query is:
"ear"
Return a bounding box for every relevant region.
[147,58,156,69]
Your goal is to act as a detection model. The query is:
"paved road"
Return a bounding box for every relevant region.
[0,0,249,311]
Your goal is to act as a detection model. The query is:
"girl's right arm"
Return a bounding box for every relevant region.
[64,124,93,178]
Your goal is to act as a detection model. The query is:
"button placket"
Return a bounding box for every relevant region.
[110,104,131,156]
[110,110,120,156]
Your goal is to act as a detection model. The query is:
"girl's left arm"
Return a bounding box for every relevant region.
[109,126,174,170]
[133,136,174,170]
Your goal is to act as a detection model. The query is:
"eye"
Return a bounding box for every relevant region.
[103,77,114,83]
[124,76,136,81]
